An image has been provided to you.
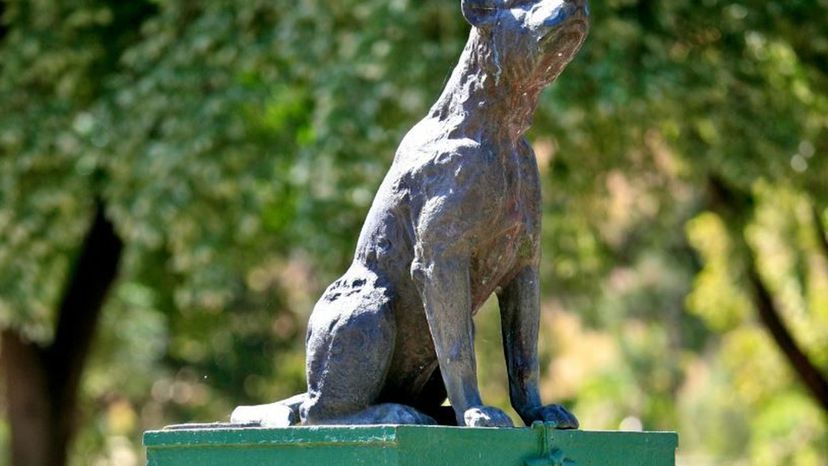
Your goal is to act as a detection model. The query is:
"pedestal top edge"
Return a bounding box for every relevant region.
[143,425,678,449]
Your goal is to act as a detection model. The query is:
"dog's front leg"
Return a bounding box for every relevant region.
[498,265,578,429]
[412,250,513,427]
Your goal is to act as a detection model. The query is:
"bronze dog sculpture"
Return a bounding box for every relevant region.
[233,0,589,428]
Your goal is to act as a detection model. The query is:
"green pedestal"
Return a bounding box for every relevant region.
[144,423,678,466]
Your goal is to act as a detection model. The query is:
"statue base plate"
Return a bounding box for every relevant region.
[144,423,678,466]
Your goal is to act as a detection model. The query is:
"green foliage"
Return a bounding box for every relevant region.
[1,0,827,465]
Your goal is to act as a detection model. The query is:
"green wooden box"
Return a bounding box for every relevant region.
[144,423,678,466]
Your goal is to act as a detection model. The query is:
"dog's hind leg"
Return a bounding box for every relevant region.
[299,266,436,426]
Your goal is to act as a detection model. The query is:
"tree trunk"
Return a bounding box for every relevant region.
[1,201,123,466]
[1,331,52,466]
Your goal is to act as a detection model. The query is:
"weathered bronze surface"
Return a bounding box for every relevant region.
[232,0,589,428]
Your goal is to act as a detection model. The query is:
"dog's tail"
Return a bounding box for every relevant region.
[230,392,306,427]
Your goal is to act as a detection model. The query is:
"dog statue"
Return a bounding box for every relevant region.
[233,0,589,428]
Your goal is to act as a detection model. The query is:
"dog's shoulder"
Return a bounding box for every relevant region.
[396,136,495,182]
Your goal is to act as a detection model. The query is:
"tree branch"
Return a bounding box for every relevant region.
[707,176,828,413]
[0,1,7,42]
[745,254,828,412]
[812,203,828,263]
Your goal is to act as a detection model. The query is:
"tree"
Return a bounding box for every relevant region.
[534,1,828,462]
[0,2,154,464]
[1,1,467,464]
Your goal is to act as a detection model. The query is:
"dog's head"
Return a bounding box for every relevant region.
[462,0,589,87]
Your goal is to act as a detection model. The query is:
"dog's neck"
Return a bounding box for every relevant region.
[428,28,547,144]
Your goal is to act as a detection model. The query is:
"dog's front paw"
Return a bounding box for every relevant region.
[521,404,579,429]
[463,406,514,427]
[231,403,296,427]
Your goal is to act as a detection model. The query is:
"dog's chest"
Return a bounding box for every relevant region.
[470,146,541,304]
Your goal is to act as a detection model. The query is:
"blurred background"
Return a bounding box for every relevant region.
[1,0,826,465]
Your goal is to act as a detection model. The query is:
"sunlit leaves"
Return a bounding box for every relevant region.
[685,212,752,331]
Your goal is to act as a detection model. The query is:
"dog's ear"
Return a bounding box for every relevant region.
[461,0,502,28]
